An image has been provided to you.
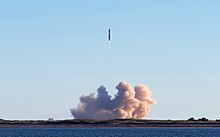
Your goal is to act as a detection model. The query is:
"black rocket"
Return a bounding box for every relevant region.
[108,29,111,41]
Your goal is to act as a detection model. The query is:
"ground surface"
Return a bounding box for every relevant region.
[0,119,220,128]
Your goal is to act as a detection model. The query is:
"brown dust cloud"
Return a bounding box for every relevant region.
[70,81,156,120]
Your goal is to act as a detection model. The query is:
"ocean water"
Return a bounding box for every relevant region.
[0,128,219,137]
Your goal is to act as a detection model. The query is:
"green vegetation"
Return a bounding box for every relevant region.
[187,117,196,121]
[187,117,209,121]
[198,117,209,121]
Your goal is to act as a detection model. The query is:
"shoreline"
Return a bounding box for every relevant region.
[1,119,220,128]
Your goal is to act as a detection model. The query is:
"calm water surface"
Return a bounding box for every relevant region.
[0,128,220,137]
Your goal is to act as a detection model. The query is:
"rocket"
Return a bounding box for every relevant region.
[108,29,111,41]
[108,28,111,51]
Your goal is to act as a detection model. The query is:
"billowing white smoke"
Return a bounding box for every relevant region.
[70,81,156,119]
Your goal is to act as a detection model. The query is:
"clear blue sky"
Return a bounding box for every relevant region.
[0,0,220,120]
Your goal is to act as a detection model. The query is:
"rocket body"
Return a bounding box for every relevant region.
[108,29,111,41]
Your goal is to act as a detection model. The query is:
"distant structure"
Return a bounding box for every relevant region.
[48,118,54,122]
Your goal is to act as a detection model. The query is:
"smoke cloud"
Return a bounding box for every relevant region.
[70,81,156,119]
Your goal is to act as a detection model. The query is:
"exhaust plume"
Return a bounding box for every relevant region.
[70,81,156,119]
